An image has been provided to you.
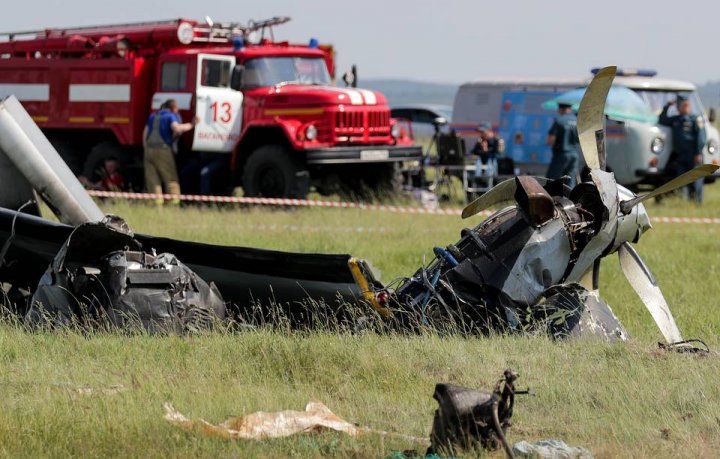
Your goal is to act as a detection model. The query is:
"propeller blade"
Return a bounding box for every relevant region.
[461,176,548,219]
[577,66,616,171]
[620,164,720,214]
[618,242,683,344]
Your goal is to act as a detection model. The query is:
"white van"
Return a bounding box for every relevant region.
[452,69,720,187]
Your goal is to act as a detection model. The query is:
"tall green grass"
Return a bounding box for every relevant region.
[0,185,718,457]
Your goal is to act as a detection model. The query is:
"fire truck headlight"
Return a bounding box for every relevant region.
[650,137,664,154]
[707,139,718,155]
[390,123,400,139]
[305,124,318,141]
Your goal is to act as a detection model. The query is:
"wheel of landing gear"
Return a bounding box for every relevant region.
[242,145,309,198]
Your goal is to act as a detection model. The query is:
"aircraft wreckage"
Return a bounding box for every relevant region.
[0,67,717,348]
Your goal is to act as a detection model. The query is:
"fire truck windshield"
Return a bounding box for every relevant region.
[239,57,330,88]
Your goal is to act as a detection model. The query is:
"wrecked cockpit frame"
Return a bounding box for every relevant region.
[0,68,718,345]
[25,215,227,332]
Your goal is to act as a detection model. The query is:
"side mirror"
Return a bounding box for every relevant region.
[342,64,357,88]
[709,107,716,124]
[231,65,245,90]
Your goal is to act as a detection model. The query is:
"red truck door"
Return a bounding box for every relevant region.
[192,54,243,152]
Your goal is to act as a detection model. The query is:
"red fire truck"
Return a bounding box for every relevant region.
[0,17,420,197]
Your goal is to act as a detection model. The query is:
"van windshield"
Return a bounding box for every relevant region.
[239,57,330,88]
[632,89,704,116]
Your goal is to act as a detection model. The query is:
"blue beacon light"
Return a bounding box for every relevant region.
[233,37,244,51]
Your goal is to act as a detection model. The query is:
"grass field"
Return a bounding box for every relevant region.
[1,184,719,458]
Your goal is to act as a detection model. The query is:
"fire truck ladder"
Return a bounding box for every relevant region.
[0,16,291,45]
[193,16,291,43]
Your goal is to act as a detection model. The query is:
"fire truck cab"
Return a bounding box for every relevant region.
[0,17,420,197]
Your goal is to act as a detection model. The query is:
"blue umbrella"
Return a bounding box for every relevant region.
[542,85,658,124]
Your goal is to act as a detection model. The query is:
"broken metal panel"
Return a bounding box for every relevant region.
[572,290,629,342]
[24,216,227,332]
[532,284,628,341]
[0,207,364,319]
[133,232,364,313]
[0,96,103,225]
[498,217,571,304]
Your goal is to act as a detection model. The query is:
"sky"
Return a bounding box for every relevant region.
[4,0,720,85]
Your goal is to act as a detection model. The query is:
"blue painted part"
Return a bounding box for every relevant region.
[591,67,657,77]
[233,37,244,51]
[433,247,459,267]
[419,264,443,323]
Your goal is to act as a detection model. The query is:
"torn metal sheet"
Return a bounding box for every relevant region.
[0,207,366,320]
[24,215,227,332]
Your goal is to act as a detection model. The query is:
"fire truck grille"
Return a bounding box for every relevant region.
[334,110,390,139]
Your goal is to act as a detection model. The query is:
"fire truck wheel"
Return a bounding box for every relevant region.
[50,139,83,176]
[367,162,403,196]
[242,146,309,198]
[83,141,132,182]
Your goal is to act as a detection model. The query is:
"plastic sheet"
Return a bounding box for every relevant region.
[512,439,594,459]
[164,401,363,440]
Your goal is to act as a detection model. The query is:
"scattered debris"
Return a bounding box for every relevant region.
[512,439,594,459]
[25,215,226,332]
[372,67,717,349]
[164,401,425,444]
[1,70,718,346]
[428,370,530,458]
[164,401,361,440]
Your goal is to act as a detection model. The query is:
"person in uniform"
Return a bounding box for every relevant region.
[546,103,580,187]
[142,99,198,204]
[659,94,707,203]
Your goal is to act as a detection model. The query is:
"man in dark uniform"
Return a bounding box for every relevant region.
[546,103,580,187]
[659,94,707,203]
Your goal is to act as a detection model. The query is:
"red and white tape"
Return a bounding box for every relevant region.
[87,190,720,224]
[87,190,468,216]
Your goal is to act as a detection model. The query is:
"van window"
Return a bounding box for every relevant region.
[634,89,703,115]
[201,59,231,88]
[161,62,187,90]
